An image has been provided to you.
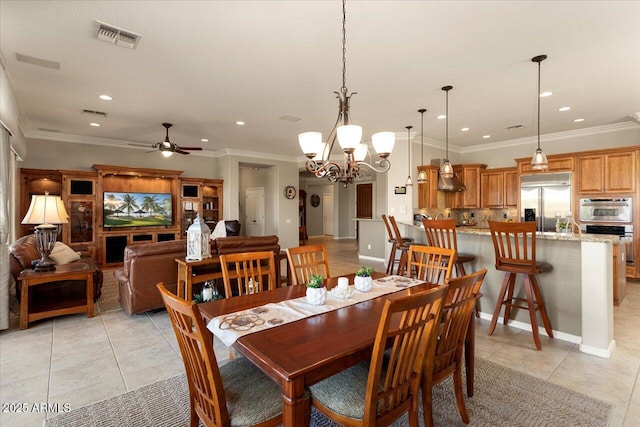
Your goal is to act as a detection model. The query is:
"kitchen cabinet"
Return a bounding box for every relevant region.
[480,167,517,208]
[445,164,486,209]
[517,155,574,175]
[417,166,440,209]
[577,151,636,194]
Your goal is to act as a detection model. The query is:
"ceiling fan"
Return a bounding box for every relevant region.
[150,123,203,156]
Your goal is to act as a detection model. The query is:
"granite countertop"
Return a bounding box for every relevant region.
[400,221,621,243]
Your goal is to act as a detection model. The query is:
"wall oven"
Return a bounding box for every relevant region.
[585,225,634,266]
[579,198,632,223]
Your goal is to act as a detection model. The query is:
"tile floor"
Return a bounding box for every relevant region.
[1,236,638,426]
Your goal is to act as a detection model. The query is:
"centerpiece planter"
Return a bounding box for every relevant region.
[306,274,327,305]
[354,266,374,292]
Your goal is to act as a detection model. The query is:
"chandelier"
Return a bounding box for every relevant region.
[298,0,395,186]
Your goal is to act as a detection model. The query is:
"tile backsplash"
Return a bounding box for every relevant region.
[416,208,518,227]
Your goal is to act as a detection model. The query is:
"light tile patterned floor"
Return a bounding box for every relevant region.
[0,236,638,426]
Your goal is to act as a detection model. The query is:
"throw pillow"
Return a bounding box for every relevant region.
[50,242,81,265]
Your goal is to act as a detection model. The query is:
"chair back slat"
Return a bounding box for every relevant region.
[407,245,456,285]
[422,218,459,251]
[433,269,487,376]
[157,283,229,426]
[219,251,276,297]
[286,244,330,286]
[488,221,537,272]
[363,285,447,425]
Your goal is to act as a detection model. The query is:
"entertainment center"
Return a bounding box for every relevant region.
[19,164,223,267]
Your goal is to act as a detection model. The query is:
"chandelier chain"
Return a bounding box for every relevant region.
[341,0,347,91]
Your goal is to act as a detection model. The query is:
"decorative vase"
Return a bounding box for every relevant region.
[306,287,327,305]
[354,276,373,292]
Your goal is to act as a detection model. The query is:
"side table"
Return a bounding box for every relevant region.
[18,263,95,330]
[175,257,223,301]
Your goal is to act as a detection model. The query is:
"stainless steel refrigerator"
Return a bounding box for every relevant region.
[520,172,572,232]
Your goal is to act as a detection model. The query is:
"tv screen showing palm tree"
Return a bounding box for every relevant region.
[103,192,173,227]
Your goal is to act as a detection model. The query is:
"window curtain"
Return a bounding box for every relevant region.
[0,126,11,330]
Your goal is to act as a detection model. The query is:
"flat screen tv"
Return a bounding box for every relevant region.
[103,191,172,228]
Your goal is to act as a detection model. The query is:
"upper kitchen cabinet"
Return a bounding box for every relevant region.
[517,155,574,175]
[577,150,636,194]
[417,166,440,209]
[480,167,518,208]
[445,164,487,209]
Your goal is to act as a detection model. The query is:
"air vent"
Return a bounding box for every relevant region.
[505,124,524,130]
[96,21,142,49]
[15,53,60,70]
[279,115,302,122]
[82,109,108,117]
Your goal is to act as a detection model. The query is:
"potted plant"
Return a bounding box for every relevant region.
[306,274,327,305]
[354,266,374,292]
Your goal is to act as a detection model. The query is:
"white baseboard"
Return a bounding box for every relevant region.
[580,340,616,359]
[358,255,385,263]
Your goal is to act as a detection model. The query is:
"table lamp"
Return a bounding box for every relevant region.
[21,192,69,271]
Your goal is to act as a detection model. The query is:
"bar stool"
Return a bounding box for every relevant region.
[487,220,553,350]
[422,218,481,317]
[381,214,413,275]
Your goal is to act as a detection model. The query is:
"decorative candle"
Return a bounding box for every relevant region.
[337,277,349,291]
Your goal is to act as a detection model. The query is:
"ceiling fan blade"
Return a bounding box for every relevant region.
[178,147,203,151]
[175,148,191,155]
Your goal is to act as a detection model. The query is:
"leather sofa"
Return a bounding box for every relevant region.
[9,234,104,302]
[114,235,280,314]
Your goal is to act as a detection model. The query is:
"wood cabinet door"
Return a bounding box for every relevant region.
[462,166,483,208]
[577,155,604,193]
[480,172,503,208]
[418,167,440,209]
[503,169,518,207]
[605,152,635,193]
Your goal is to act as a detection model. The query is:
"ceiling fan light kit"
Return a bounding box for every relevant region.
[152,123,203,157]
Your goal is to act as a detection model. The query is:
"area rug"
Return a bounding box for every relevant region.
[96,268,121,313]
[45,358,611,427]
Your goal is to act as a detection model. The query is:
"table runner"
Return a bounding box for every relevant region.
[207,275,425,347]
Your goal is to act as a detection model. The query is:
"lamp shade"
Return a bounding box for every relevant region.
[21,194,69,225]
[440,161,455,179]
[312,142,327,161]
[299,132,323,157]
[531,148,549,170]
[371,131,395,156]
[354,143,368,161]
[337,125,362,150]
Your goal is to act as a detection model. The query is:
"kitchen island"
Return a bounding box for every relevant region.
[400,222,619,358]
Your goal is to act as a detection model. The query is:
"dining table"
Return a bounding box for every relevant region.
[198,272,476,427]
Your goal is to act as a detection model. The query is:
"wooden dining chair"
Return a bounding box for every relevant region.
[286,244,330,286]
[422,268,487,427]
[422,218,481,317]
[309,285,447,427]
[156,283,282,427]
[407,245,456,285]
[382,214,413,274]
[219,251,276,297]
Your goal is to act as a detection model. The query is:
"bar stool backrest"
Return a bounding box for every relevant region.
[422,218,459,251]
[488,220,537,273]
[381,214,395,243]
[388,216,408,249]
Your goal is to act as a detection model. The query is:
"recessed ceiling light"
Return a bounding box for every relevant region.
[558,106,571,112]
[482,135,491,139]
[460,127,470,132]
[201,138,209,142]
[574,118,585,123]
[98,94,112,101]
[436,114,446,120]
[539,91,553,97]
[236,121,245,126]
[89,122,100,127]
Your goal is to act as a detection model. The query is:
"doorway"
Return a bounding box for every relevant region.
[356,182,373,239]
[245,187,265,236]
[322,193,334,236]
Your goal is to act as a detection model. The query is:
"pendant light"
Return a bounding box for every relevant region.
[405,125,413,187]
[417,108,428,183]
[531,54,549,171]
[440,86,454,179]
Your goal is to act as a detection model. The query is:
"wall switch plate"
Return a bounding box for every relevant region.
[503,213,508,219]
[470,212,475,218]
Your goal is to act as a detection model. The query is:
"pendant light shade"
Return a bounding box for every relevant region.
[405,125,413,187]
[531,54,549,171]
[417,108,428,183]
[440,86,454,179]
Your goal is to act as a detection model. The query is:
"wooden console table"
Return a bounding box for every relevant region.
[18,263,95,329]
[175,257,223,301]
